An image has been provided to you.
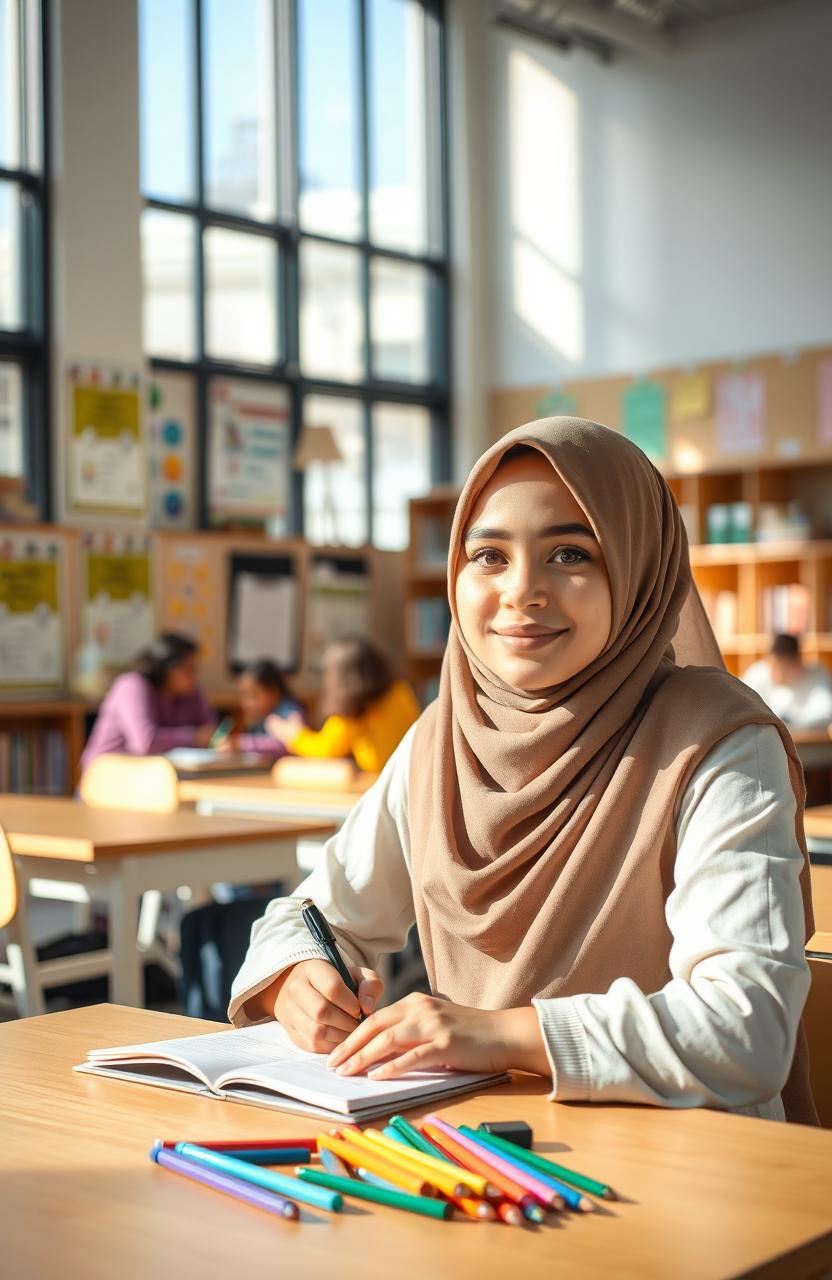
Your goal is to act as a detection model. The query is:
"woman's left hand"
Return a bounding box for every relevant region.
[326,993,551,1080]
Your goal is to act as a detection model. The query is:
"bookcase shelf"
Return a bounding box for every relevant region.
[406,458,832,693]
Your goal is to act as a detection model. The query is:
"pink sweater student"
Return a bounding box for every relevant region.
[81,634,215,771]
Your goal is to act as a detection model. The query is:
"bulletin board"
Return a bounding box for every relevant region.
[65,362,147,517]
[488,344,832,474]
[79,528,155,669]
[306,553,372,670]
[0,526,78,693]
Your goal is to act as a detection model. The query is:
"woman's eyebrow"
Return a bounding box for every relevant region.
[464,522,596,543]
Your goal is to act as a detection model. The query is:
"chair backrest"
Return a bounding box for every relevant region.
[0,825,18,930]
[79,753,180,813]
[805,933,832,1128]
[271,756,358,792]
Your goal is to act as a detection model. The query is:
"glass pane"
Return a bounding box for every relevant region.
[368,0,437,253]
[203,0,276,219]
[205,226,278,364]
[0,361,23,477]
[299,240,364,381]
[372,403,431,550]
[22,0,41,172]
[141,209,197,359]
[0,181,22,329]
[0,0,21,169]
[139,0,196,202]
[302,394,367,545]
[370,257,430,383]
[297,0,361,239]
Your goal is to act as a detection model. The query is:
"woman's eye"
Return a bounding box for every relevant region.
[470,547,505,567]
[551,546,589,566]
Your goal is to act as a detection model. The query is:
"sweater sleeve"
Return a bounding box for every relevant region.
[114,675,208,755]
[289,716,358,759]
[532,723,810,1115]
[228,723,417,1026]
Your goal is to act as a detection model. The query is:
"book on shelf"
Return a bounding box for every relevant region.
[408,598,451,651]
[416,515,452,568]
[760,584,811,636]
[700,589,739,640]
[0,729,67,795]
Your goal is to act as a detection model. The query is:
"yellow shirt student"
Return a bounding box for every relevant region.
[288,680,420,773]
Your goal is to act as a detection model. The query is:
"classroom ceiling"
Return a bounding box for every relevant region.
[494,0,794,59]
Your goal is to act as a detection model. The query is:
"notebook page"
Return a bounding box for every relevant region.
[85,1022,310,1090]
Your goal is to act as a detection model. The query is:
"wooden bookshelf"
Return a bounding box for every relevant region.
[0,700,87,796]
[406,459,832,691]
[405,489,459,703]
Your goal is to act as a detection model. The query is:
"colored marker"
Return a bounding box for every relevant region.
[154,1137,317,1153]
[173,1143,341,1212]
[426,1117,563,1210]
[380,1125,496,1221]
[319,1147,353,1180]
[212,1147,311,1167]
[354,1126,489,1199]
[317,1133,433,1197]
[297,1168,452,1220]
[464,1129,617,1201]
[464,1128,594,1212]
[150,1147,298,1220]
[422,1121,545,1223]
[388,1114,451,1161]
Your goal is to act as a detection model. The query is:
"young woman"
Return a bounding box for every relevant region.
[230,419,816,1124]
[266,636,420,773]
[81,632,215,770]
[216,659,305,759]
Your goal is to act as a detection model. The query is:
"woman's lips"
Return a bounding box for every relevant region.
[492,627,567,650]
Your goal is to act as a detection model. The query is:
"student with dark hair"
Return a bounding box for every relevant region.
[743,633,832,729]
[216,660,306,759]
[266,636,420,773]
[80,632,215,771]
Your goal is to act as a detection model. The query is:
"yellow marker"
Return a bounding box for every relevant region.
[342,1126,486,1200]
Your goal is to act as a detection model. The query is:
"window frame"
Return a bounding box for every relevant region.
[0,0,51,516]
[142,0,451,542]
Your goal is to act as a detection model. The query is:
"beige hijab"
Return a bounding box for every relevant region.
[409,417,816,1123]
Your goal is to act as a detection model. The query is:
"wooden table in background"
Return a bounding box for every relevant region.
[1,796,334,1013]
[2,1005,831,1280]
[179,771,376,825]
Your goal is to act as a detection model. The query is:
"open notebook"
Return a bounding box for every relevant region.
[74,1022,509,1123]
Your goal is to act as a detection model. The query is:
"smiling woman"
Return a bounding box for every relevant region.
[230,416,817,1129]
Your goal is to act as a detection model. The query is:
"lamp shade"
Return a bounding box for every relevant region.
[292,424,343,469]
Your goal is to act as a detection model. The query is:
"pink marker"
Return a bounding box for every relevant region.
[424,1115,561,1209]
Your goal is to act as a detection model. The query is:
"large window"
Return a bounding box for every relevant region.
[140,0,449,548]
[0,0,48,515]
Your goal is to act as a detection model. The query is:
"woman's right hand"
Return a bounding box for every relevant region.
[260,959,384,1053]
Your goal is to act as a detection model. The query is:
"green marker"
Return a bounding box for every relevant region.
[210,716,235,747]
[297,1168,452,1220]
[461,1129,616,1200]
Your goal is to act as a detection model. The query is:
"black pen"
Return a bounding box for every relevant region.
[300,898,364,1021]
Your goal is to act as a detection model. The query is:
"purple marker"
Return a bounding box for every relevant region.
[150,1146,299,1220]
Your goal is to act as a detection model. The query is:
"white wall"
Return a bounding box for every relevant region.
[481,0,832,388]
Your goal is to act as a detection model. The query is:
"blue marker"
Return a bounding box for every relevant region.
[173,1142,342,1212]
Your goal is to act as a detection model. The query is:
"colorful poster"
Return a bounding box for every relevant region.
[0,534,63,689]
[535,390,578,418]
[715,372,766,454]
[147,373,196,528]
[672,371,710,421]
[68,364,146,515]
[307,555,371,670]
[82,531,155,668]
[161,542,217,664]
[819,359,832,446]
[621,381,666,460]
[208,378,291,524]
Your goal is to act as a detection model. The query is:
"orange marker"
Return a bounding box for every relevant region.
[422,1122,548,1222]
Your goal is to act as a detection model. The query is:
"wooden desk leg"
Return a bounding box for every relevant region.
[2,911,46,1017]
[100,861,143,1008]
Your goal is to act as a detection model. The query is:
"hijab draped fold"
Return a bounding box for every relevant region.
[408,418,816,1124]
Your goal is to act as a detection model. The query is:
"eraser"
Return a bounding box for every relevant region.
[477,1120,533,1149]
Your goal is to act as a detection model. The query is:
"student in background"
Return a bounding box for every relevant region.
[80,632,215,771]
[266,636,420,773]
[742,634,832,730]
[216,660,305,759]
[231,419,816,1126]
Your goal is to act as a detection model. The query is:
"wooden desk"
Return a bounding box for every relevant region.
[805,805,832,842]
[809,860,832,933]
[790,729,832,772]
[180,771,376,825]
[2,1005,831,1280]
[1,796,334,1014]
